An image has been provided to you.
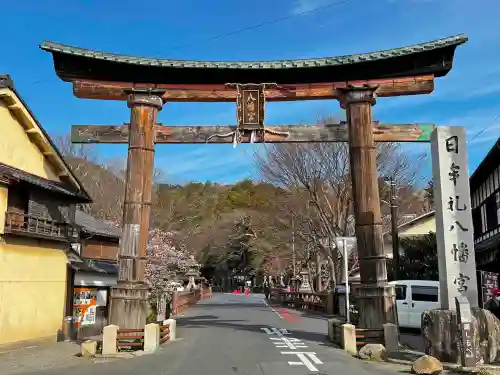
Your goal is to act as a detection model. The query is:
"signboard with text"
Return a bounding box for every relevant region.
[431,127,479,310]
[479,271,499,308]
[73,287,97,327]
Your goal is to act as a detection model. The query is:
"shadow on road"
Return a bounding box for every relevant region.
[195,302,268,308]
[176,314,336,348]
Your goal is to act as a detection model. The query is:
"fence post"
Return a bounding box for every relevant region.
[144,323,160,352]
[102,324,118,356]
[164,318,177,341]
[341,323,357,355]
[327,290,335,315]
[383,323,399,352]
[172,292,178,315]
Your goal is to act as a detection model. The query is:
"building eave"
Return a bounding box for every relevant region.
[0,162,91,201]
[0,75,91,201]
[469,138,500,192]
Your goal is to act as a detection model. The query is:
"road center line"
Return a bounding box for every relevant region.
[263,300,284,319]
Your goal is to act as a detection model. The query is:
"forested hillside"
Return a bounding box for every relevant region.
[55,126,432,289]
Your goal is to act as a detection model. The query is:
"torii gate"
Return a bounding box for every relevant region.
[41,34,468,330]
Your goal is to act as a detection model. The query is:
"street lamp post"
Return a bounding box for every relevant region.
[336,237,352,323]
[292,218,296,278]
[388,177,400,281]
[342,237,350,323]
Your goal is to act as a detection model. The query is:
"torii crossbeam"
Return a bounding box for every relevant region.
[71,123,436,144]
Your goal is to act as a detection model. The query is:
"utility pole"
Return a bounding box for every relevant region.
[315,252,321,292]
[292,218,296,277]
[389,177,400,281]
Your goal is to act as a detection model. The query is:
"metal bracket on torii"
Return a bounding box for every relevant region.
[207,83,290,147]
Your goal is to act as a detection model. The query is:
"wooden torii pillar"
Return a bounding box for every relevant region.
[109,90,164,329]
[339,87,395,328]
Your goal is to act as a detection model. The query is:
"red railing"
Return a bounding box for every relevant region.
[160,323,170,344]
[116,328,144,351]
[271,289,329,313]
[4,211,79,240]
[330,319,383,347]
[201,285,212,299]
[171,285,212,316]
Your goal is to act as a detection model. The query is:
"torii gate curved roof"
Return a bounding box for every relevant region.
[40,35,467,85]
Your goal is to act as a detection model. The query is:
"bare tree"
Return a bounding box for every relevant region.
[52,133,98,162]
[255,116,422,290]
[64,156,125,223]
[103,155,166,188]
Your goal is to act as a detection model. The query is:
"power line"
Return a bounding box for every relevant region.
[467,114,500,144]
[25,0,351,87]
[166,0,352,52]
[19,0,499,149]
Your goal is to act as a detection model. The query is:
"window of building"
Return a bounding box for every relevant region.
[496,192,500,226]
[411,286,438,302]
[472,208,482,238]
[486,195,498,231]
[395,285,406,300]
[7,186,29,212]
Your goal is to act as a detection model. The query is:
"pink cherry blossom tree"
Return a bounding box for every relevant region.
[145,228,191,295]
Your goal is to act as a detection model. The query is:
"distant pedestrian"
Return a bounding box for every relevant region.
[485,289,500,320]
[263,279,270,299]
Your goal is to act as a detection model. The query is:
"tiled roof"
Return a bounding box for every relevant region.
[40,34,467,70]
[0,163,90,201]
[75,210,121,239]
[0,75,91,201]
[71,259,118,274]
[470,137,500,192]
[88,260,118,274]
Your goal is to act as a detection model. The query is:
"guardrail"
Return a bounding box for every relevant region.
[329,318,384,348]
[103,319,176,355]
[355,327,384,347]
[270,289,329,313]
[171,286,212,316]
[116,328,144,351]
[160,323,170,344]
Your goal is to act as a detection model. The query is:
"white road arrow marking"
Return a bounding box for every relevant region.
[261,327,291,335]
[280,352,323,372]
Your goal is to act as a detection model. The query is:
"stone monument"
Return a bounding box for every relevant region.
[422,127,500,364]
[432,126,478,309]
[299,270,312,292]
[185,255,201,291]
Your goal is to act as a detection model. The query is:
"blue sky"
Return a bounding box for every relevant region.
[1,0,499,184]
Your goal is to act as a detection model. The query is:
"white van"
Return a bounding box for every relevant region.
[389,280,440,329]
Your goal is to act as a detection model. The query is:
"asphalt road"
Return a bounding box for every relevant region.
[28,293,403,375]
